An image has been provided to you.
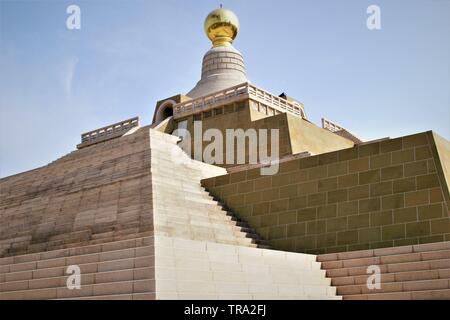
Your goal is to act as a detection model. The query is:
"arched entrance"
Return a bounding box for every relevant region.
[154,100,176,125]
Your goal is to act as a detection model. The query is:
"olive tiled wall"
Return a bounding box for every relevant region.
[202,131,450,254]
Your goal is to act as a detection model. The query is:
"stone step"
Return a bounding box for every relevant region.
[155,252,322,273]
[336,278,450,296]
[154,215,236,229]
[156,292,341,300]
[0,279,154,300]
[155,278,336,297]
[156,237,317,262]
[154,218,254,237]
[155,231,255,247]
[321,249,450,270]
[2,230,153,259]
[0,266,153,292]
[344,288,450,300]
[0,246,154,277]
[331,268,450,286]
[0,236,154,266]
[155,267,329,286]
[151,175,209,186]
[155,204,228,215]
[1,254,153,284]
[152,189,214,201]
[326,258,450,278]
[61,292,155,300]
[318,241,450,262]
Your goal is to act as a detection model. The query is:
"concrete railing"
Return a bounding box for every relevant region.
[173,82,305,119]
[77,117,140,149]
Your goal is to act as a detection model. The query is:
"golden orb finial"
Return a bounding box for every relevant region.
[204,7,240,47]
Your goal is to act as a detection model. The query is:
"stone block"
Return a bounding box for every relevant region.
[391,149,415,164]
[306,220,326,235]
[370,211,393,227]
[382,224,405,240]
[260,214,278,227]
[370,181,393,197]
[370,153,391,169]
[326,217,348,232]
[337,201,358,216]
[297,208,317,222]
[318,177,338,192]
[406,221,431,237]
[327,189,348,204]
[349,158,370,173]
[279,186,297,199]
[393,177,416,193]
[337,230,359,245]
[382,194,405,210]
[404,161,428,177]
[348,214,370,229]
[381,165,404,181]
[415,146,432,160]
[278,211,297,224]
[359,198,381,213]
[358,227,382,243]
[317,204,337,219]
[418,203,443,220]
[238,181,254,193]
[359,169,380,185]
[430,218,450,234]
[380,138,403,153]
[307,193,327,206]
[358,142,380,157]
[348,185,370,200]
[327,162,348,177]
[393,207,417,223]
[416,174,440,190]
[269,200,288,213]
[297,181,318,195]
[338,174,359,189]
[288,196,307,210]
[405,190,429,207]
[403,133,428,148]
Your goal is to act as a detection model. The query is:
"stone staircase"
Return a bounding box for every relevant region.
[211,194,272,249]
[0,129,340,300]
[150,129,268,248]
[154,235,339,299]
[0,236,155,300]
[150,129,339,299]
[318,241,450,300]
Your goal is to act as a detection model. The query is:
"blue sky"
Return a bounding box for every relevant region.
[0,0,449,177]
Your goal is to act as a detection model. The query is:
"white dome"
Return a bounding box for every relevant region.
[187,45,249,98]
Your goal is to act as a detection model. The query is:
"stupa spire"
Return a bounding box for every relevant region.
[187,7,248,98]
[204,7,240,47]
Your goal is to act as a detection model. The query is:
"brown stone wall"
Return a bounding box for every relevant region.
[174,101,293,168]
[202,131,450,254]
[173,100,353,168]
[287,114,354,155]
[0,127,154,257]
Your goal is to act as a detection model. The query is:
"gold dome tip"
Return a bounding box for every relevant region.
[204,7,240,47]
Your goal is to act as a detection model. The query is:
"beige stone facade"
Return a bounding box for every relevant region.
[1,6,449,301]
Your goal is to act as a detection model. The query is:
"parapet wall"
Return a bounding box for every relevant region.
[202,131,450,254]
[173,101,353,168]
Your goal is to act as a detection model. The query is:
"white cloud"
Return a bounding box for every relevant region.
[64,57,78,99]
